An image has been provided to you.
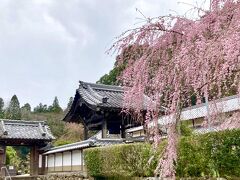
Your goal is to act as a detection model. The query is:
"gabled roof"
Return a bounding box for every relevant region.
[63,81,155,122]
[0,119,55,141]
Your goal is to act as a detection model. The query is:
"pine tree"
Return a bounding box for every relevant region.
[64,97,73,113]
[0,98,4,118]
[5,95,21,120]
[49,97,62,113]
[67,97,73,110]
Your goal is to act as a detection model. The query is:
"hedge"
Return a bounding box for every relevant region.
[84,129,240,178]
[177,129,240,178]
[84,142,166,178]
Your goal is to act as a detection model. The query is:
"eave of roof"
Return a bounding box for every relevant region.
[43,138,124,155]
[43,140,93,155]
[126,125,144,133]
[148,94,240,127]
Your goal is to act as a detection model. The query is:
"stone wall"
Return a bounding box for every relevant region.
[37,173,88,180]
[0,172,88,180]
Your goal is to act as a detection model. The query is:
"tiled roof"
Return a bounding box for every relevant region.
[125,136,146,143]
[126,95,240,134]
[43,138,124,155]
[0,119,55,141]
[78,81,125,109]
[194,126,219,134]
[148,95,240,126]
[126,125,144,133]
[64,81,166,122]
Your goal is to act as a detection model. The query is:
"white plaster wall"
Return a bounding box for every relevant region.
[48,154,55,168]
[45,156,48,167]
[39,154,42,168]
[82,151,85,165]
[63,151,71,166]
[72,150,81,166]
[55,153,63,167]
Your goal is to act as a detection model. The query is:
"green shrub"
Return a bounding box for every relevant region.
[6,146,21,167]
[180,122,193,136]
[177,129,240,178]
[84,142,166,178]
[84,148,103,177]
[84,129,240,178]
[54,139,73,146]
[177,136,211,177]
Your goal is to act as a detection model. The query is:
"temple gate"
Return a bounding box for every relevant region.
[0,119,54,176]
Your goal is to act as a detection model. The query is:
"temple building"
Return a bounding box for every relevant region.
[63,81,148,139]
[42,81,152,174]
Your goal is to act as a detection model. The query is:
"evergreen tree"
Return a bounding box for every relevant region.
[47,105,53,112]
[64,97,73,113]
[33,103,48,113]
[97,65,124,85]
[67,97,73,110]
[5,95,21,120]
[0,98,4,118]
[49,97,62,113]
[21,103,31,119]
[43,104,48,112]
[97,45,144,85]
[21,103,31,112]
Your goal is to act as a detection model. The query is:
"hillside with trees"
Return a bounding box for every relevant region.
[1,95,84,144]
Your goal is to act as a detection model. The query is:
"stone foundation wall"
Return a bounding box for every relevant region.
[36,173,88,180]
[0,172,88,180]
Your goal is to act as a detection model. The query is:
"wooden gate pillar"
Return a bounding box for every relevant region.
[102,118,107,138]
[30,145,39,176]
[83,122,89,140]
[0,145,6,176]
[121,119,126,138]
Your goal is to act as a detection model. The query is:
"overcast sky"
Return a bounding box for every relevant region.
[0,0,209,108]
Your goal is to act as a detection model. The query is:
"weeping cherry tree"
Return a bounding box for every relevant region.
[110,0,240,178]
